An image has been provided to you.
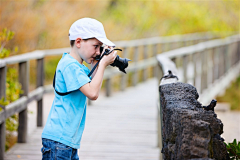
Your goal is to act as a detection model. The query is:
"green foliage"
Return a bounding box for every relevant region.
[44,56,61,84]
[0,28,18,58]
[102,1,239,40]
[225,139,240,160]
[0,28,21,151]
[217,76,240,110]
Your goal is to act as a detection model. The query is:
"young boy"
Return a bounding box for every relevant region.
[41,18,117,160]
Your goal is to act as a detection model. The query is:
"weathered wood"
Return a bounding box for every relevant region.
[0,122,5,160]
[5,97,28,119]
[120,47,128,91]
[0,66,6,160]
[143,45,148,81]
[37,58,44,127]
[192,52,197,86]
[0,60,6,68]
[105,78,111,97]
[0,67,6,105]
[114,32,216,48]
[133,46,139,86]
[182,55,188,83]
[200,50,206,93]
[27,87,44,103]
[5,79,160,160]
[208,48,214,84]
[4,50,44,65]
[18,61,29,143]
[213,47,219,82]
[153,44,158,78]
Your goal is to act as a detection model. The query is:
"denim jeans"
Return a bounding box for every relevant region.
[41,138,79,160]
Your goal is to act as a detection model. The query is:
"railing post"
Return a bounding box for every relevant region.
[219,46,224,78]
[193,52,197,86]
[120,47,128,91]
[0,66,6,160]
[223,45,227,75]
[106,78,111,97]
[18,61,29,143]
[200,50,205,93]
[182,55,188,83]
[37,58,44,127]
[208,48,214,85]
[213,47,219,82]
[143,45,148,81]
[153,44,158,78]
[133,46,139,86]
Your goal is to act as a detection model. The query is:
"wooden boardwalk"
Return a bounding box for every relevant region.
[5,79,160,160]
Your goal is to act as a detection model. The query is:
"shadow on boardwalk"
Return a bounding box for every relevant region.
[5,78,160,160]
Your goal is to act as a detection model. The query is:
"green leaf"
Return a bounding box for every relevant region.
[233,139,237,146]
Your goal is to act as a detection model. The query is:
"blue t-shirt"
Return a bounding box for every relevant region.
[42,53,91,149]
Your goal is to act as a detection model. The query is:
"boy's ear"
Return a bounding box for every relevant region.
[75,38,82,48]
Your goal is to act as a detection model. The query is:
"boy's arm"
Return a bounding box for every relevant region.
[80,51,117,100]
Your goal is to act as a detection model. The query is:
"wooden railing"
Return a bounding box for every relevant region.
[156,34,240,160]
[0,32,220,158]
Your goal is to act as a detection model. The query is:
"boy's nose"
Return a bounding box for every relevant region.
[96,49,101,55]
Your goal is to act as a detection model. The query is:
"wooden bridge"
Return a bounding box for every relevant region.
[0,32,240,160]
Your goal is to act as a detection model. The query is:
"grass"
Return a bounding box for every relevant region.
[216,76,240,110]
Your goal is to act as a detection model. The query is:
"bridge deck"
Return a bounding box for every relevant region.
[5,79,160,160]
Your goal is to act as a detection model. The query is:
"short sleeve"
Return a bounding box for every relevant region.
[62,63,91,92]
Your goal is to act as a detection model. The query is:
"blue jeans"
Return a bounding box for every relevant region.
[41,138,79,160]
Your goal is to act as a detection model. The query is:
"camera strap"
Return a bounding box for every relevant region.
[53,49,122,96]
[88,48,122,77]
[53,71,79,96]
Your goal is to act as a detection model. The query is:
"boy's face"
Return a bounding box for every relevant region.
[78,38,103,64]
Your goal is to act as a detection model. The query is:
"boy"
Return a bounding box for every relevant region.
[41,18,117,160]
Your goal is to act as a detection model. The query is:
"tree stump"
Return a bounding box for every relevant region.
[159,82,229,160]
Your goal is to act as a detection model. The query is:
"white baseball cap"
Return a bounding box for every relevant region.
[69,18,115,47]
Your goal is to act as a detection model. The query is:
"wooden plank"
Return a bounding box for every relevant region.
[18,61,29,143]
[5,97,28,119]
[27,87,44,103]
[4,50,44,65]
[0,60,6,68]
[105,78,111,97]
[133,46,139,86]
[37,58,44,127]
[5,79,160,160]
[153,44,158,78]
[143,45,148,81]
[120,47,128,91]
[182,55,188,83]
[0,66,6,160]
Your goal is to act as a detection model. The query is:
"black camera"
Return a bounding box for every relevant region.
[95,46,131,74]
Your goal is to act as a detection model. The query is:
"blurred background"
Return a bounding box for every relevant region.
[0,0,239,53]
[0,0,240,158]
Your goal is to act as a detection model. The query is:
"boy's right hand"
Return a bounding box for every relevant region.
[99,46,117,67]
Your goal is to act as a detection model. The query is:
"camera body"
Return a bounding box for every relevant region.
[95,47,130,74]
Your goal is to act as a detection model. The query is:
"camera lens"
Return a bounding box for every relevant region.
[110,55,131,74]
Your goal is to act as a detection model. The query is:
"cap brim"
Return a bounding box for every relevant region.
[96,37,115,47]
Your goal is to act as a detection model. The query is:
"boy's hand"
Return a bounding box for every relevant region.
[99,46,117,67]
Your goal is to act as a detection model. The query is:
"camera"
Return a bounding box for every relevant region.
[95,46,131,74]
